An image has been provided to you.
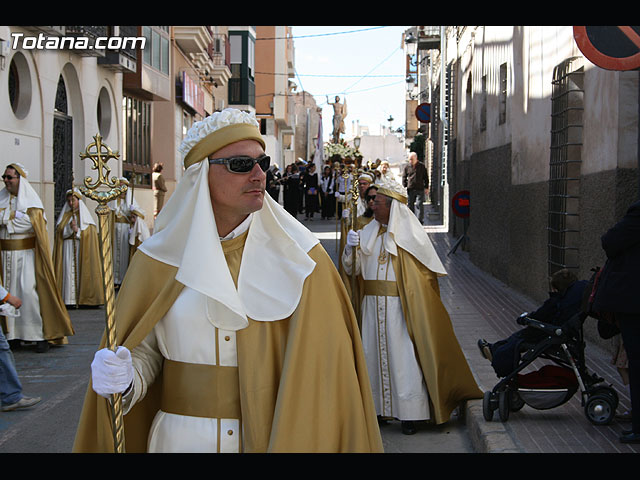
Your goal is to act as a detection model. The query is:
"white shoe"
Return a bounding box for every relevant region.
[1,396,41,412]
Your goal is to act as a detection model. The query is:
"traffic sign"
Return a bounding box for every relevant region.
[574,26,640,71]
[415,103,431,123]
[451,190,470,218]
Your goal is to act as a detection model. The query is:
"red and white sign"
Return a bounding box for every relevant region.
[574,26,640,71]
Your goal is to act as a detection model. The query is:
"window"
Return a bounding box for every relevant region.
[248,36,254,78]
[228,31,256,106]
[142,26,169,75]
[122,96,152,186]
[480,75,487,131]
[547,58,584,276]
[7,52,32,119]
[97,87,112,138]
[499,63,507,125]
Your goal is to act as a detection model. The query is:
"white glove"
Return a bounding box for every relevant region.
[91,346,134,398]
[342,208,350,219]
[346,229,360,247]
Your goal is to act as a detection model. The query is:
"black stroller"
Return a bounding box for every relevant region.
[482,312,618,425]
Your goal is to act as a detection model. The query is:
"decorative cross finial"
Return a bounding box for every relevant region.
[79,134,127,206]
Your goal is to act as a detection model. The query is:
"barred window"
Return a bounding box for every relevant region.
[122,96,151,186]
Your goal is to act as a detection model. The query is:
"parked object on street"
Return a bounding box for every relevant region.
[482,312,619,426]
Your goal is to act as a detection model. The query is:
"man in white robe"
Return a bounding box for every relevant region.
[0,163,73,352]
[342,179,482,435]
[74,108,382,453]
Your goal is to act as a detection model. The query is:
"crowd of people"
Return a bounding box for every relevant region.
[267,157,402,223]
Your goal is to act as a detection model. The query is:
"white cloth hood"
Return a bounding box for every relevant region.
[0,167,45,215]
[139,159,319,331]
[56,193,96,231]
[360,198,446,276]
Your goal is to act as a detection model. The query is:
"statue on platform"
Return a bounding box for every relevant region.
[327,96,347,143]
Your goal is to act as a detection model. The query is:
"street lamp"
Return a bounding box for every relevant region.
[406,75,417,96]
[404,31,418,57]
[353,136,361,149]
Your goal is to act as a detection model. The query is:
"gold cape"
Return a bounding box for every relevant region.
[53,212,105,306]
[73,240,383,453]
[0,208,74,343]
[388,247,483,424]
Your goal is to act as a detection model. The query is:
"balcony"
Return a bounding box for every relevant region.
[174,26,212,55]
[97,26,137,73]
[21,26,66,36]
[64,26,108,57]
[417,26,441,50]
[209,34,232,87]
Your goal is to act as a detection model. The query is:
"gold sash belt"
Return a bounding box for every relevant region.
[115,215,129,224]
[363,280,399,297]
[161,359,241,419]
[0,236,36,251]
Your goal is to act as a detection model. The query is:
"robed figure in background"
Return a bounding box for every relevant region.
[53,188,104,307]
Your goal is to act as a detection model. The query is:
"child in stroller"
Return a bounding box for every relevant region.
[478,269,587,378]
[478,269,618,424]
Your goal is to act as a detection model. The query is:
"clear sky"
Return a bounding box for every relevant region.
[290,26,409,142]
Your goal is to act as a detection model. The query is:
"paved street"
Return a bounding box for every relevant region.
[0,307,103,452]
[0,213,638,454]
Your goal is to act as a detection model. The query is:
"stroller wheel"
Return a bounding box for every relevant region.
[585,394,615,425]
[498,390,510,422]
[588,385,619,412]
[483,391,495,421]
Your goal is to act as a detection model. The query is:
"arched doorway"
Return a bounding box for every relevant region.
[53,75,73,220]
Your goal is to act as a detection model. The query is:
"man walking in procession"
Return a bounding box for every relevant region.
[74,108,382,453]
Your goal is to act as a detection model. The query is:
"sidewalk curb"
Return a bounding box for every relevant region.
[464,399,523,453]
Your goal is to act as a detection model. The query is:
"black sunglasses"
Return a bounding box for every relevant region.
[366,195,377,202]
[2,175,18,180]
[208,154,270,174]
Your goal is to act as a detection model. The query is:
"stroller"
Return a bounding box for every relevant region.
[482,312,618,425]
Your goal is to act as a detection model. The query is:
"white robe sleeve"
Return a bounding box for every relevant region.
[123,328,164,414]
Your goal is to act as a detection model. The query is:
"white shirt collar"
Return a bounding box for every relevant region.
[220,213,252,241]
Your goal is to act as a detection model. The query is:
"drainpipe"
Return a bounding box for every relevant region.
[440,26,448,225]
[440,26,448,180]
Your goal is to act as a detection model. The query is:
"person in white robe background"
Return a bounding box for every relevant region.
[53,188,104,307]
[0,163,73,353]
[343,178,482,435]
[108,178,148,287]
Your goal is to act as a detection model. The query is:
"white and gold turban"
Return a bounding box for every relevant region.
[179,108,266,170]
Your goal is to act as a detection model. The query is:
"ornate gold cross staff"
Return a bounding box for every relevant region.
[79,134,128,454]
[347,166,360,311]
[337,166,349,253]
